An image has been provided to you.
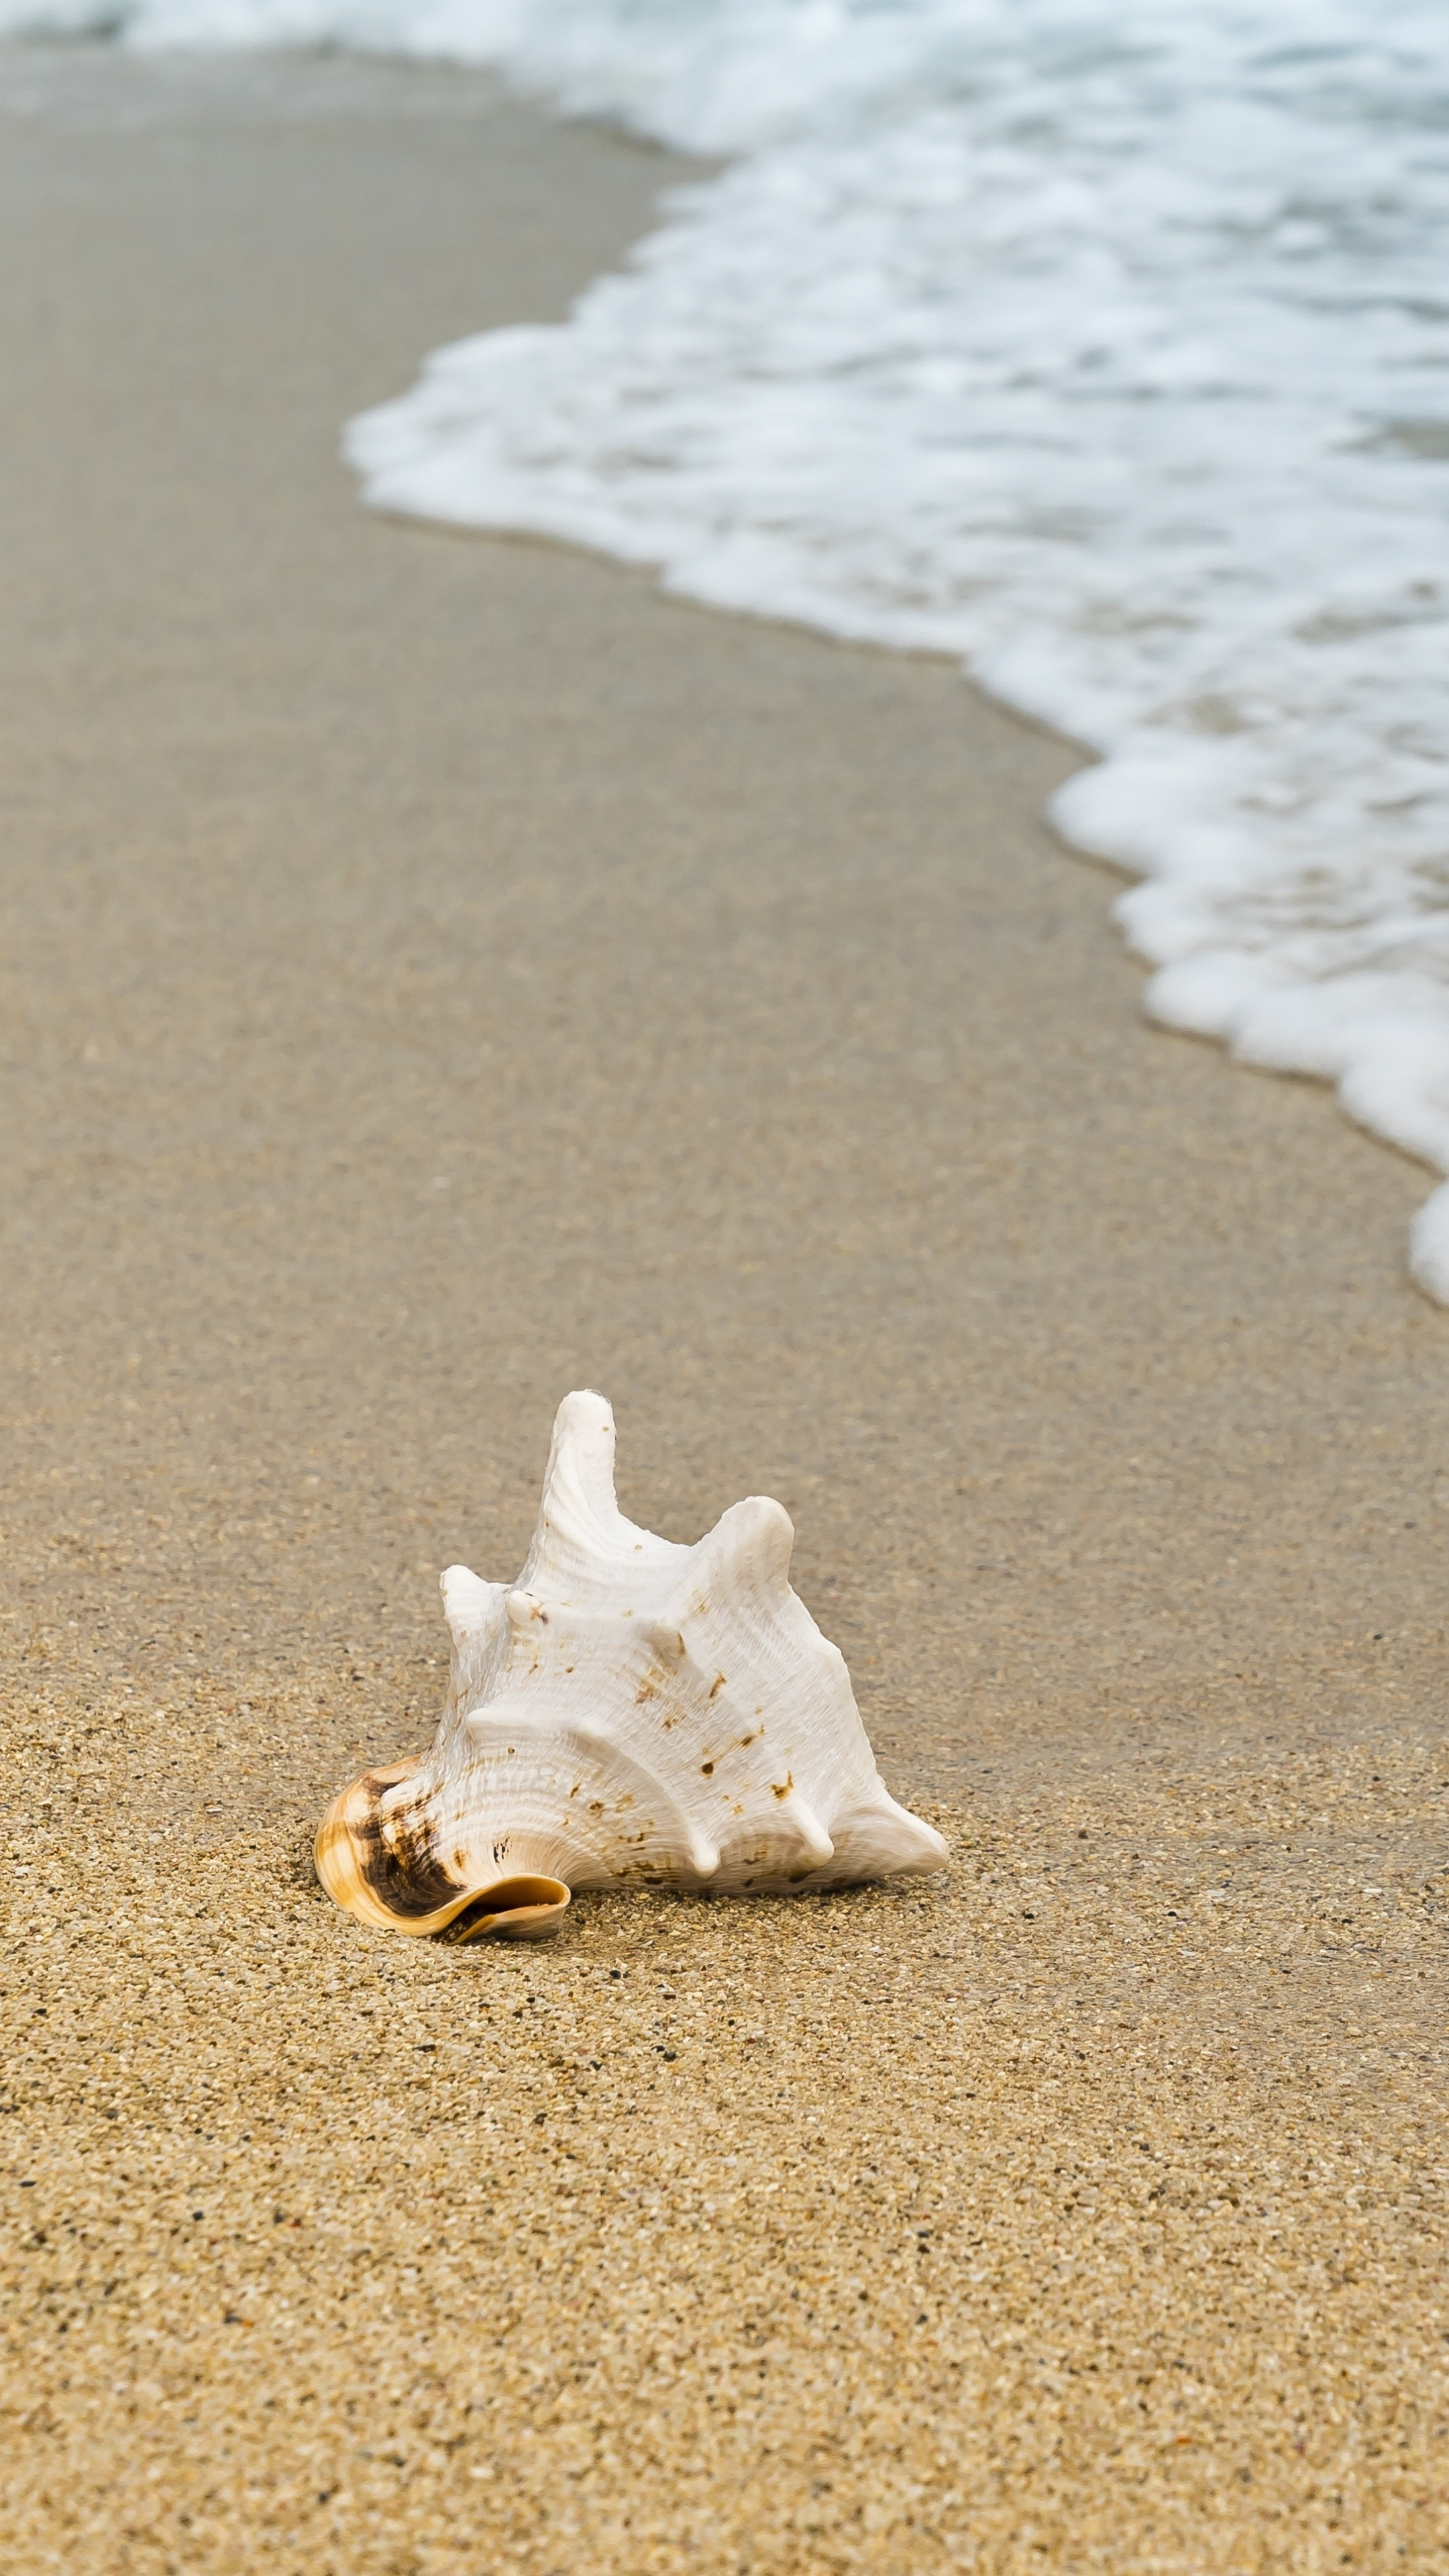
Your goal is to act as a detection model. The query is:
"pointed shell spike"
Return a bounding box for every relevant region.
[315,1391,948,1938]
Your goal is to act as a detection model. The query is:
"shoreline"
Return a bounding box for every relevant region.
[1,41,1447,2572]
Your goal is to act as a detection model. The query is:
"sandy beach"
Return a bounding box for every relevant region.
[1,41,1447,2573]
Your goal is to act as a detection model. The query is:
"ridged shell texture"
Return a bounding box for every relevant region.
[315,1391,947,1940]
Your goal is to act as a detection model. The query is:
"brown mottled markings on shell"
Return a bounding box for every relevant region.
[700,1761,715,1776]
[771,1772,795,1802]
[708,1672,727,1699]
[354,1772,463,1919]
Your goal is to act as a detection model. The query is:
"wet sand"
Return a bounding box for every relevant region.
[1,42,1446,2574]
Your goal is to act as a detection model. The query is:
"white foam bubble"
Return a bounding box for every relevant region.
[13,0,1449,1293]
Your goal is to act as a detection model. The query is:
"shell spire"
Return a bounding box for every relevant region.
[315,1392,948,1941]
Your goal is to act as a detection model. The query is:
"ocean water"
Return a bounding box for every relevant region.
[11,1,1449,1295]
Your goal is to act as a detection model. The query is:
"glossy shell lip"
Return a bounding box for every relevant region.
[313,1762,571,1943]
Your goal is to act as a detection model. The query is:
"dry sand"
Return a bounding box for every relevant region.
[1,40,1446,2575]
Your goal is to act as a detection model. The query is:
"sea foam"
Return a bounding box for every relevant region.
[12,0,1449,1293]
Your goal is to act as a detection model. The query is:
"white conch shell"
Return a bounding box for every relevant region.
[315,1391,947,1941]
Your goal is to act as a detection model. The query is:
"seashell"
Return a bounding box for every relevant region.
[315,1390,948,1941]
